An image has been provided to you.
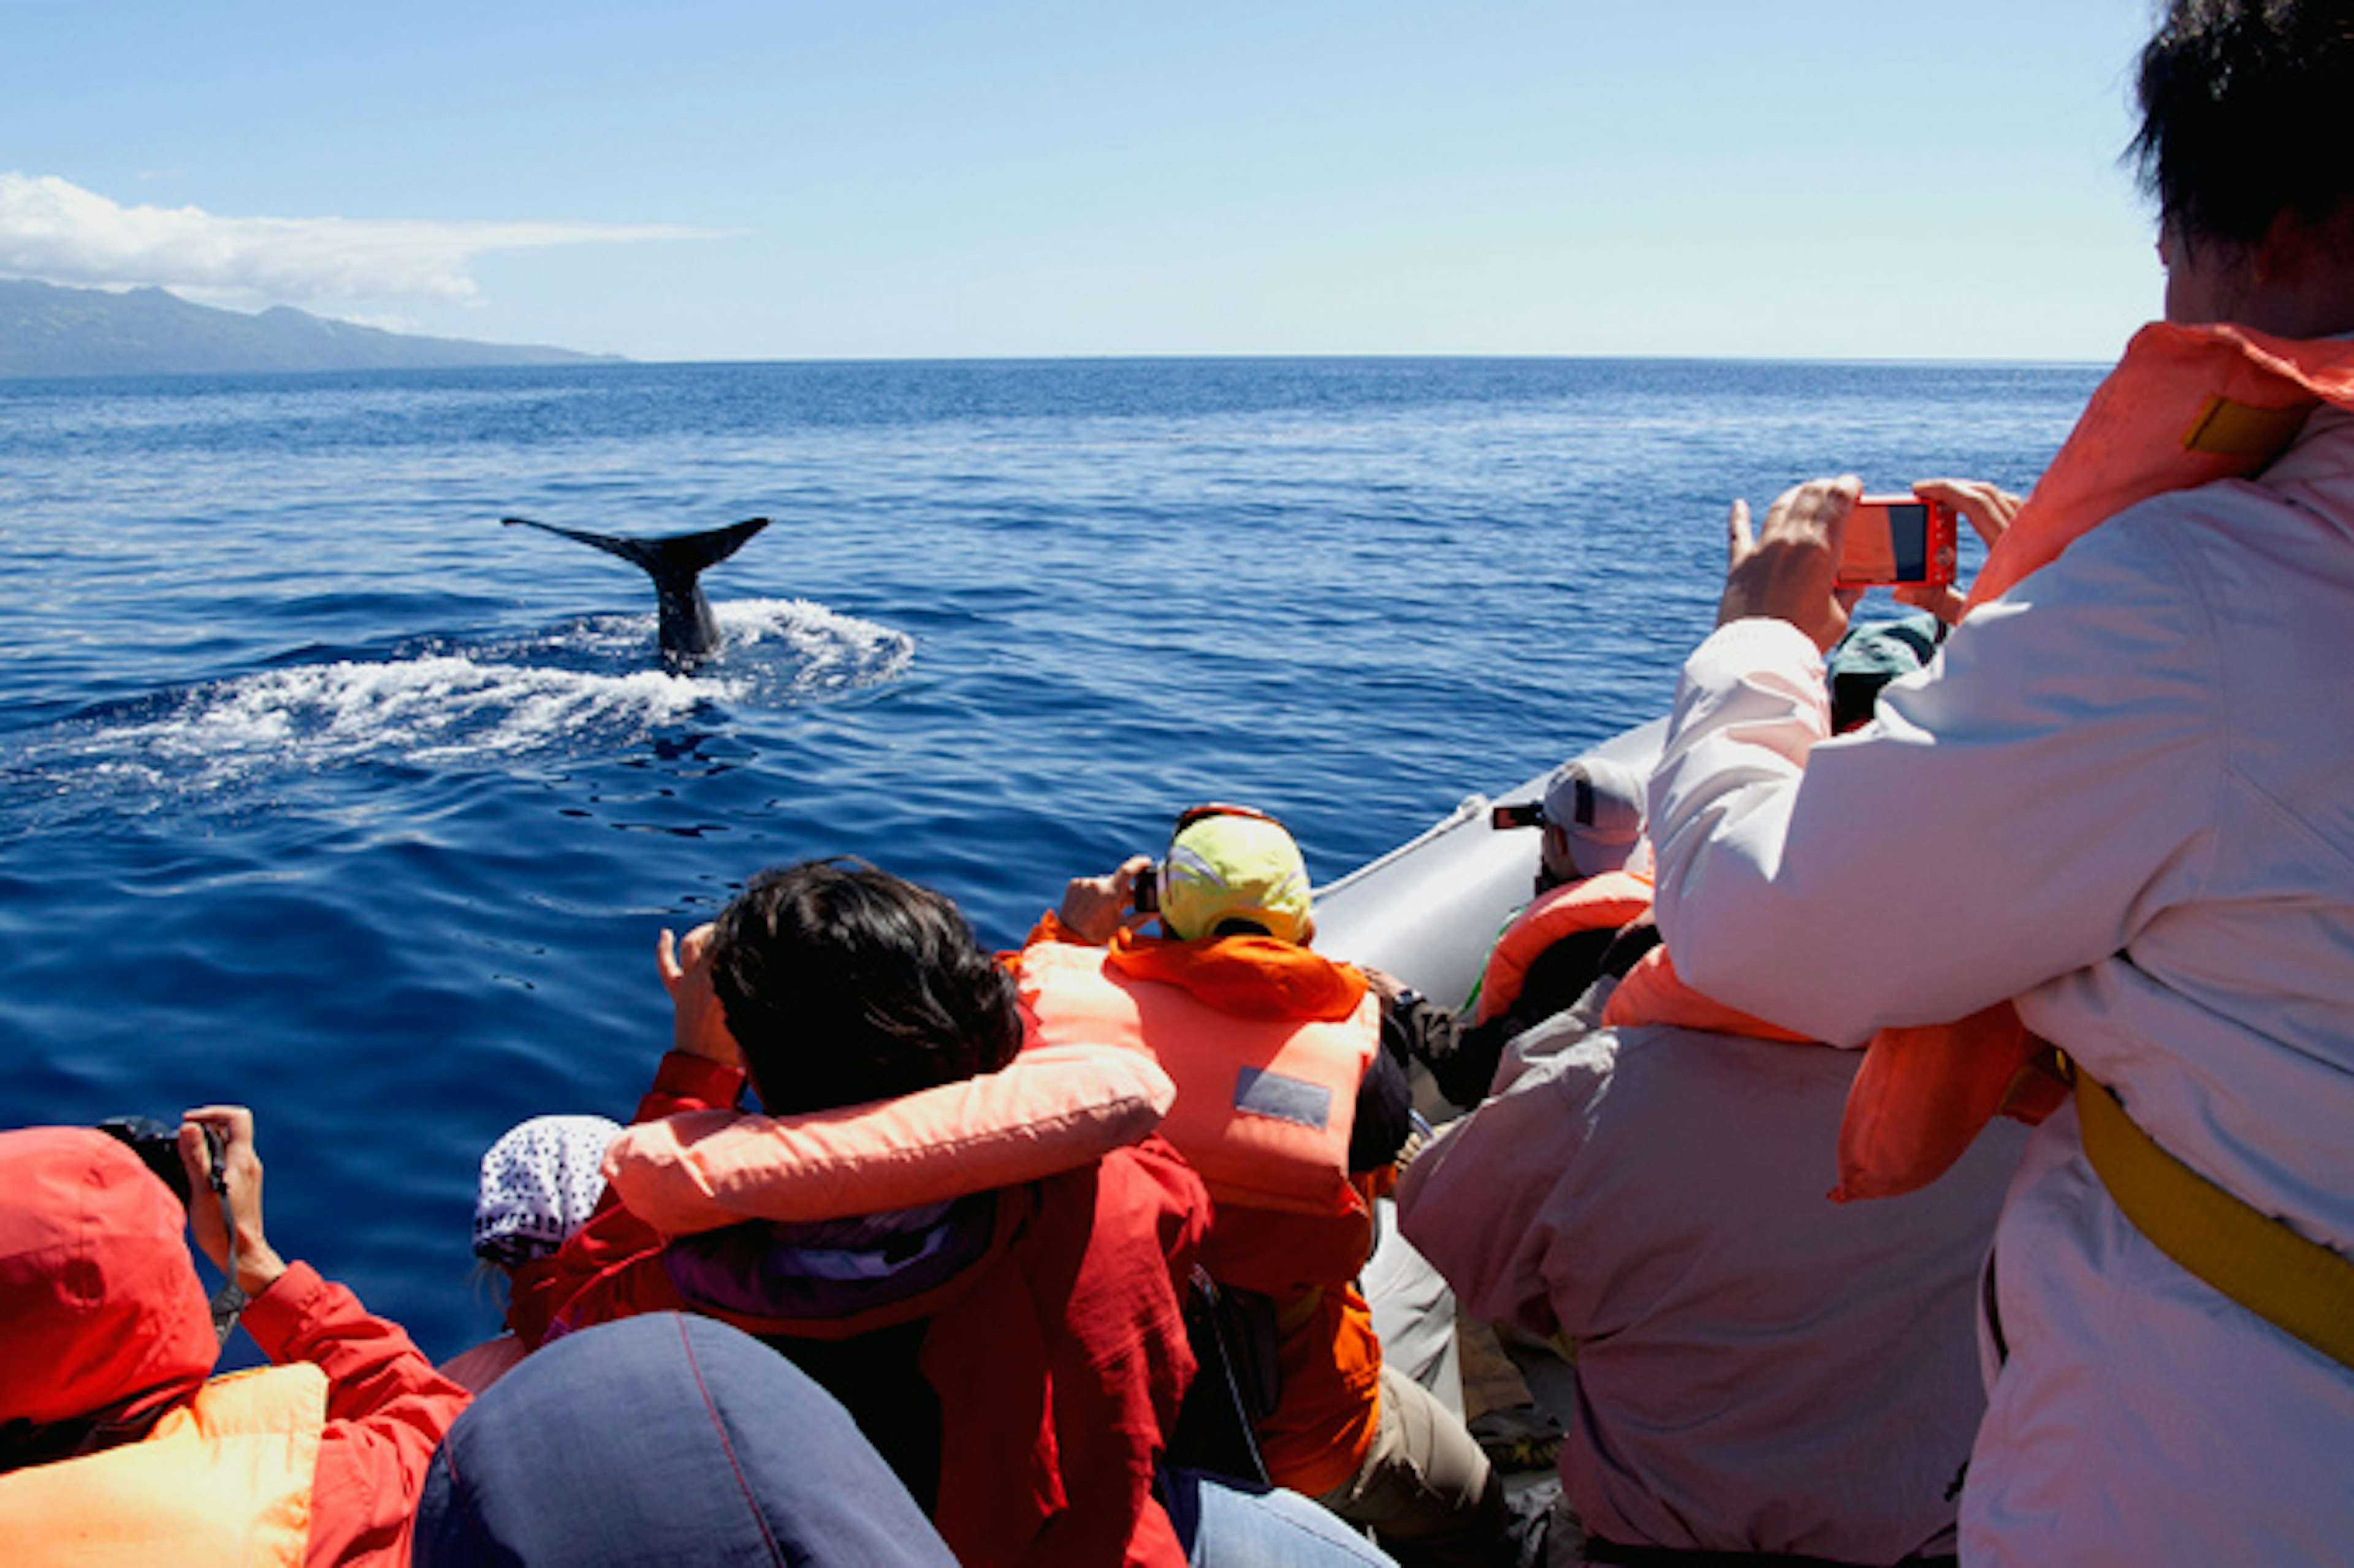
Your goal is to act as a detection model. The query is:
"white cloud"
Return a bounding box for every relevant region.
[0,173,714,310]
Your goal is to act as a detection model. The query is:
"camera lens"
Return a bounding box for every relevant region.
[94,1116,195,1205]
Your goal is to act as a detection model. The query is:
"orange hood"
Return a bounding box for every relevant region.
[0,1129,217,1439]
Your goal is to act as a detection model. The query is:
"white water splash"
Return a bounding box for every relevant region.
[13,599,915,793]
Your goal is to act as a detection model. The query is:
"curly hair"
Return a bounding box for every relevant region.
[706,859,1023,1116]
[2132,0,2354,246]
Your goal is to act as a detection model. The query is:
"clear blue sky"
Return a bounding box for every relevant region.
[1,0,2164,363]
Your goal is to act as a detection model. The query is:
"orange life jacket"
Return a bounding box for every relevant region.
[1835,322,2354,1201]
[1015,929,1388,1494]
[1015,931,1378,1220]
[0,1363,328,1568]
[1475,870,1654,1024]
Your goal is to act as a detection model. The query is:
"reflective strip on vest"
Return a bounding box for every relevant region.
[0,1362,327,1568]
[1017,941,1377,1216]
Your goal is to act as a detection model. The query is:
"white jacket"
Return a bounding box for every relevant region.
[1396,988,2021,1562]
[1650,408,2354,1565]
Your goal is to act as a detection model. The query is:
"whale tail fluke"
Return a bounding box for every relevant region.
[503,516,772,669]
[500,516,770,573]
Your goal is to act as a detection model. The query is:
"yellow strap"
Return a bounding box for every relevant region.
[2179,394,2312,460]
[2075,1071,2354,1371]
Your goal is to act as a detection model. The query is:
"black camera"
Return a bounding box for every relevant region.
[1489,801,1546,831]
[1131,862,1162,915]
[96,1116,224,1206]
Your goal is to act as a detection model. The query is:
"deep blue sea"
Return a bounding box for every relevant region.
[0,356,2105,1361]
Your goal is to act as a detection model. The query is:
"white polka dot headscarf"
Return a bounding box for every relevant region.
[472,1114,623,1266]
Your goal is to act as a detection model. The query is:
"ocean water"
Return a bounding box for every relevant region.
[0,356,2105,1360]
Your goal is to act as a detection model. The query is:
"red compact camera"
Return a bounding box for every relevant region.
[1836,495,1958,588]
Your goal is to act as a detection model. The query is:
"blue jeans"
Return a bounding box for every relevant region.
[1164,1467,1400,1568]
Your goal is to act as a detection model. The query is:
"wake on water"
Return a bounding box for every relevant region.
[1,598,914,812]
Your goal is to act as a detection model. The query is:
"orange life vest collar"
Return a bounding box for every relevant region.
[1476,869,1654,1024]
[1967,322,2354,610]
[0,1363,327,1568]
[1602,946,1812,1043]
[1835,323,2354,1202]
[1105,927,1369,1022]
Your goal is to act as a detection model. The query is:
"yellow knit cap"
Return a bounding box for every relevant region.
[1160,809,1312,944]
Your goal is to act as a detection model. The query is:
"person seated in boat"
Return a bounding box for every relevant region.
[1395,939,2025,1564]
[1637,2,2354,1557]
[437,1114,622,1393]
[525,858,1393,1568]
[1023,805,1512,1568]
[0,1108,472,1568]
[415,1312,961,1568]
[1431,754,1655,1110]
[1435,619,1940,1117]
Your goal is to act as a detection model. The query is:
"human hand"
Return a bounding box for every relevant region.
[1055,856,1156,945]
[660,924,745,1068]
[1892,478,2024,624]
[1716,476,1862,652]
[178,1105,288,1298]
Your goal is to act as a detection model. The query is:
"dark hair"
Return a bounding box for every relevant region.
[2131,0,2354,246]
[706,859,1023,1116]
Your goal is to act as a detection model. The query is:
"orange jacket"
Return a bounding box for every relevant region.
[1835,322,2354,1200]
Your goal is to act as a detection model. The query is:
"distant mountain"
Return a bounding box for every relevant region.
[0,278,618,378]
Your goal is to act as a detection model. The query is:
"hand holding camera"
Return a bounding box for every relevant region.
[1889,478,2021,625]
[98,1113,223,1206]
[177,1105,287,1302]
[99,1105,288,1330]
[1718,474,2000,650]
[1717,475,1864,651]
[1055,854,1157,945]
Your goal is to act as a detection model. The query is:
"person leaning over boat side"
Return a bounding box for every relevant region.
[0,1109,471,1568]
[1643,3,2354,1560]
[1428,622,1938,1117]
[1021,807,1512,1568]
[1398,942,2023,1564]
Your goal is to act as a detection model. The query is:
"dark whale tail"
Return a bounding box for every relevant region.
[503,516,770,670]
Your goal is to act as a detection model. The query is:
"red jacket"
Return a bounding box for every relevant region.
[537,1053,1209,1568]
[0,1128,470,1568]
